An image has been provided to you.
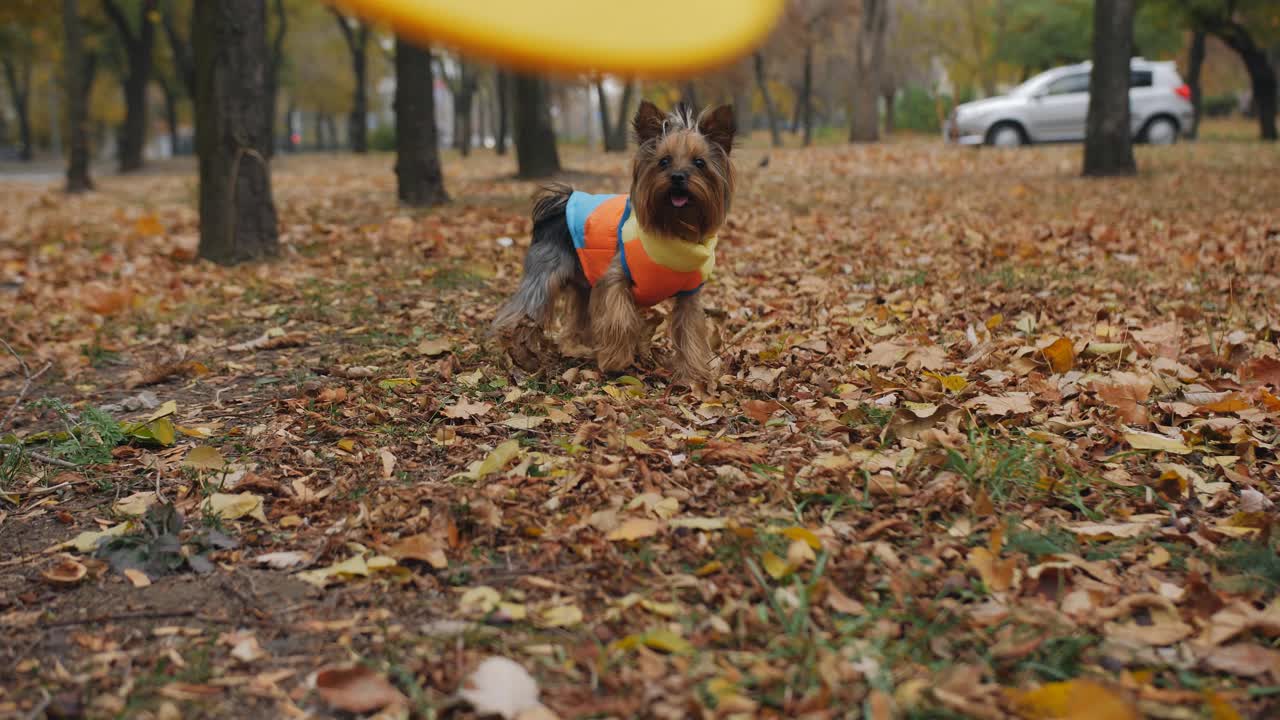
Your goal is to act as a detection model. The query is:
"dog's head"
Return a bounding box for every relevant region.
[630,101,735,244]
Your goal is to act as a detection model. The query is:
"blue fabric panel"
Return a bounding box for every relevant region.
[564,191,615,249]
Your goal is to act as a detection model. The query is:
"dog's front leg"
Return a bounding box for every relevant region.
[589,259,642,373]
[670,291,713,387]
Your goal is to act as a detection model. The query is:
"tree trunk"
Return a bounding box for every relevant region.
[1,58,33,161]
[753,53,782,148]
[733,86,751,139]
[452,67,476,156]
[512,73,560,179]
[1083,0,1137,177]
[161,0,195,97]
[850,0,889,143]
[159,73,180,155]
[104,0,158,172]
[332,11,368,152]
[882,89,896,136]
[394,38,448,207]
[63,0,94,193]
[266,0,286,156]
[1211,21,1277,141]
[1186,29,1205,140]
[194,0,279,264]
[597,80,634,152]
[681,81,699,110]
[800,43,814,146]
[495,70,509,156]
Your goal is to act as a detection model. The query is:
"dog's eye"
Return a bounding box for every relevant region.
[658,156,671,169]
[693,158,706,169]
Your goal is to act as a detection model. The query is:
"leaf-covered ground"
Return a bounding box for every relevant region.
[2,134,1280,720]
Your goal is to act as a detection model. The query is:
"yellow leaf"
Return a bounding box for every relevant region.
[967,546,1016,592]
[1204,690,1244,720]
[183,446,226,471]
[537,604,583,628]
[624,435,654,454]
[202,492,268,523]
[449,440,522,482]
[761,551,793,580]
[1009,679,1139,720]
[695,560,722,576]
[1041,337,1076,374]
[985,313,1004,330]
[1123,430,1191,454]
[924,371,969,393]
[606,518,660,542]
[113,491,158,517]
[459,585,501,615]
[295,555,370,588]
[337,438,357,453]
[123,568,151,588]
[55,521,135,553]
[639,629,692,654]
[779,526,822,550]
[416,337,452,356]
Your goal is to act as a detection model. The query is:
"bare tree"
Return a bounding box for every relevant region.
[394,38,448,206]
[1186,29,1205,139]
[0,52,32,161]
[850,0,889,143]
[102,0,158,171]
[63,0,94,192]
[331,10,368,153]
[512,73,560,179]
[596,79,634,152]
[1083,0,1137,176]
[194,0,279,263]
[753,52,783,147]
[495,70,509,155]
[438,56,478,156]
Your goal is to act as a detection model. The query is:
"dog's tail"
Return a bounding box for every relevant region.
[492,184,579,333]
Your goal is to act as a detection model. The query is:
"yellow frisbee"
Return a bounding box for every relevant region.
[327,0,786,77]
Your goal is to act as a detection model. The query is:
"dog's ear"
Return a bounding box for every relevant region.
[632,100,666,146]
[698,104,736,155]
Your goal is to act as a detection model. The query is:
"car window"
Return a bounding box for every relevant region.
[1130,70,1153,88]
[1047,74,1090,95]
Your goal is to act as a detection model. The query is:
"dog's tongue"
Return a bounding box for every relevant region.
[671,194,689,208]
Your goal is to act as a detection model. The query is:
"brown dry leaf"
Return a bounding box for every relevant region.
[314,665,407,714]
[1201,643,1280,679]
[442,398,493,419]
[1239,356,1280,387]
[388,534,448,569]
[42,556,88,585]
[1092,372,1153,425]
[742,399,782,423]
[606,518,660,542]
[965,393,1034,416]
[697,439,767,465]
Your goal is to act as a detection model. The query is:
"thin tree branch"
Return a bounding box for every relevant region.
[101,0,137,49]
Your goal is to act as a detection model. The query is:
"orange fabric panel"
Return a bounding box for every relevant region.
[623,238,703,306]
[575,195,629,286]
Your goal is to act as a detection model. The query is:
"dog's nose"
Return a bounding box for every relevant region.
[669,172,688,186]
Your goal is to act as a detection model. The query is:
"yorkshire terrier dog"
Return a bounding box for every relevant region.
[494,100,736,386]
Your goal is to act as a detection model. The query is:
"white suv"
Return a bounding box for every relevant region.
[945,59,1194,147]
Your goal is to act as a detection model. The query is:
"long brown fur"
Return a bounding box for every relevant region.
[494,102,735,386]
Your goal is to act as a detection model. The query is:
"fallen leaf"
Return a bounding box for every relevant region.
[42,556,88,585]
[1041,337,1075,374]
[606,518,660,542]
[123,568,151,587]
[1009,679,1139,720]
[202,493,268,523]
[458,657,544,719]
[183,445,227,471]
[443,398,493,419]
[1123,429,1191,454]
[314,665,406,714]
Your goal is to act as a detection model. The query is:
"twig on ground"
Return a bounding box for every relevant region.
[0,444,78,469]
[37,609,197,629]
[22,688,50,720]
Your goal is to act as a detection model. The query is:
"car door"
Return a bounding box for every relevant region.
[1024,73,1091,141]
[1127,69,1156,136]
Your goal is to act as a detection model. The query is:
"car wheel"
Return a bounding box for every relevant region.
[1144,117,1178,145]
[987,123,1025,148]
